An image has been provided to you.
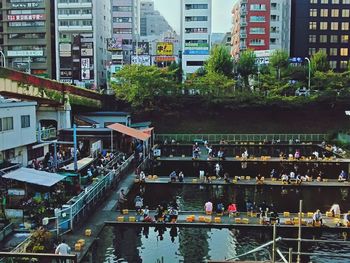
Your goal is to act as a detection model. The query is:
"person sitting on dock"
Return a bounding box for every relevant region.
[260,207,269,224]
[270,169,278,179]
[134,196,143,214]
[269,209,280,225]
[192,144,200,159]
[316,171,323,182]
[118,189,127,213]
[168,207,178,222]
[169,170,177,183]
[215,163,221,179]
[330,204,341,217]
[216,202,225,215]
[294,149,301,160]
[344,211,350,227]
[228,203,237,217]
[312,150,319,159]
[139,171,146,183]
[178,171,184,182]
[338,170,347,182]
[223,172,230,183]
[313,209,323,226]
[155,205,165,222]
[204,200,213,215]
[256,173,264,184]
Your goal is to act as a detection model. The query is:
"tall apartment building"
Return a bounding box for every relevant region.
[291,0,350,71]
[55,0,111,89]
[181,0,212,77]
[0,0,55,78]
[231,0,291,57]
[111,0,138,65]
[140,1,173,36]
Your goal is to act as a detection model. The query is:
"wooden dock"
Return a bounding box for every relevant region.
[142,177,350,187]
[156,156,350,164]
[105,211,350,232]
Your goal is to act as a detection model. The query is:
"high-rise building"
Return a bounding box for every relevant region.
[0,0,55,78]
[140,1,173,37]
[55,0,111,89]
[111,0,138,65]
[291,0,350,71]
[231,0,291,57]
[181,0,212,78]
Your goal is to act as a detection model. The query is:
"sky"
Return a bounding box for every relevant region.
[153,0,234,34]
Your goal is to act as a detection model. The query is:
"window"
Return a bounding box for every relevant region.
[309,35,316,43]
[310,9,317,16]
[340,61,348,69]
[332,0,339,3]
[320,35,327,43]
[309,48,316,55]
[113,17,132,23]
[186,61,204,66]
[250,4,266,11]
[250,16,266,22]
[319,48,327,53]
[310,0,317,3]
[250,39,265,46]
[342,22,349,30]
[309,21,317,30]
[250,27,265,34]
[112,6,132,12]
[321,0,328,3]
[320,22,328,30]
[185,16,208,22]
[2,117,13,131]
[329,61,337,69]
[185,4,208,10]
[21,115,30,128]
[330,35,338,43]
[320,9,328,17]
[329,48,338,56]
[185,28,208,33]
[331,9,339,17]
[343,0,350,3]
[4,149,15,160]
[341,35,349,43]
[330,22,338,30]
[342,9,350,17]
[340,48,348,56]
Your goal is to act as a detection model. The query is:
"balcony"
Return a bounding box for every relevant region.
[240,33,247,38]
[241,0,247,3]
[58,14,93,20]
[58,2,92,9]
[241,21,247,26]
[37,127,57,142]
[58,25,93,32]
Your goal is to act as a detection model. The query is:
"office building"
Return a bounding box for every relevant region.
[231,0,291,57]
[0,0,55,78]
[140,1,173,36]
[181,0,212,77]
[291,0,350,71]
[55,0,111,89]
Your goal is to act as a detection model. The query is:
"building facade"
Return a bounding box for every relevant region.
[0,0,55,78]
[231,0,291,57]
[181,0,212,77]
[291,0,350,71]
[0,100,37,166]
[55,0,111,89]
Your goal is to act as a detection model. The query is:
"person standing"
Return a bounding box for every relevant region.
[55,239,71,263]
[118,189,127,213]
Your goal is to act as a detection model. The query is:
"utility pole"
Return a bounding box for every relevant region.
[304,57,311,89]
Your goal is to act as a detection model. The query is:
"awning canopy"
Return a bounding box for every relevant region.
[141,127,154,136]
[107,123,151,141]
[2,168,66,187]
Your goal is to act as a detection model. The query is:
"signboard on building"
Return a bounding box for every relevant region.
[7,14,45,21]
[184,43,210,55]
[110,64,123,83]
[81,58,90,80]
[254,50,272,65]
[107,37,123,51]
[60,70,73,78]
[131,55,151,66]
[7,50,43,57]
[81,42,93,56]
[156,42,173,56]
[133,42,149,55]
[11,2,40,8]
[59,43,71,57]
[154,56,176,62]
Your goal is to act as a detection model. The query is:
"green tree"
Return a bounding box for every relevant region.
[269,49,289,80]
[205,45,233,77]
[237,49,258,90]
[311,50,330,73]
[112,65,178,108]
[168,62,183,83]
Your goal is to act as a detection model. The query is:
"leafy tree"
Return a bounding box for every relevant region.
[269,50,289,80]
[205,45,233,77]
[112,65,178,108]
[311,50,330,73]
[168,62,182,83]
[236,49,258,90]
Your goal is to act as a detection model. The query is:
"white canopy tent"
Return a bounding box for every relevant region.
[2,168,66,187]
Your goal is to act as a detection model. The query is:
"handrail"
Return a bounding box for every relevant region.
[0,223,14,242]
[0,251,77,262]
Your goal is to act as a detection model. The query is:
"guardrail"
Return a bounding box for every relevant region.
[0,223,14,242]
[155,134,329,144]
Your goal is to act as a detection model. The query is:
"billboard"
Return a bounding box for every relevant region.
[133,42,149,55]
[81,58,90,80]
[59,43,71,57]
[156,42,173,56]
[110,64,123,83]
[7,14,45,21]
[131,55,151,66]
[107,37,123,51]
[154,56,176,62]
[7,50,43,57]
[184,43,209,55]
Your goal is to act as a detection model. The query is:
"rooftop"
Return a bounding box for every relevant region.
[81,111,130,117]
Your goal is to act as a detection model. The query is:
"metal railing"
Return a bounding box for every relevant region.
[0,223,14,242]
[36,127,57,141]
[155,134,329,144]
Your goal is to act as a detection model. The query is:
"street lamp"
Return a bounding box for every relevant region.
[0,51,6,68]
[304,57,311,89]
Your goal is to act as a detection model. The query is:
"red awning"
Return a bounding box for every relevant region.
[107,123,151,141]
[142,127,154,136]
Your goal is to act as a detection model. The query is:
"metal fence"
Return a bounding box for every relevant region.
[0,223,14,242]
[155,134,329,143]
[55,154,134,234]
[36,127,57,141]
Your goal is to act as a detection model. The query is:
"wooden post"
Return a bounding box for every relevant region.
[272,223,276,262]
